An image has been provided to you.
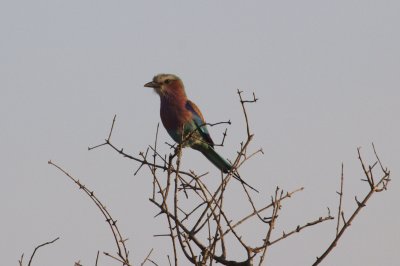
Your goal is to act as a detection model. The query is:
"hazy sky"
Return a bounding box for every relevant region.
[1,1,399,265]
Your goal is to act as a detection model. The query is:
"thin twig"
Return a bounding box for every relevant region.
[48,161,130,265]
[18,254,24,266]
[259,188,281,265]
[269,214,334,246]
[313,145,390,265]
[237,90,258,137]
[336,163,345,236]
[27,237,60,266]
[141,248,154,266]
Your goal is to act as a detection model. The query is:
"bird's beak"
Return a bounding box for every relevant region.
[144,81,160,89]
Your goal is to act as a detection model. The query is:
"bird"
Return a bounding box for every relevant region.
[144,74,258,192]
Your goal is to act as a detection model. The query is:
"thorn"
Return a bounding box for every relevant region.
[355,196,366,207]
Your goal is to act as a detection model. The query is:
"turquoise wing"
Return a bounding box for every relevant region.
[185,100,214,147]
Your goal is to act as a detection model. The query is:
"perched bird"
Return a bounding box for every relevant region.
[144,74,258,192]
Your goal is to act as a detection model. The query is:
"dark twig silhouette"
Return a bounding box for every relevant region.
[19,237,59,266]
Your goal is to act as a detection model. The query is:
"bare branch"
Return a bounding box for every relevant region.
[336,163,345,236]
[313,145,391,265]
[269,214,334,246]
[48,161,130,265]
[26,237,60,266]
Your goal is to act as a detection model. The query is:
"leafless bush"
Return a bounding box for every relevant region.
[24,90,391,266]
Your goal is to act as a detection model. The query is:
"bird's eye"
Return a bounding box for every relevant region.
[164,79,171,84]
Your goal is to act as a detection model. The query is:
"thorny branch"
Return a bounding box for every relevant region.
[313,144,391,266]
[48,161,131,266]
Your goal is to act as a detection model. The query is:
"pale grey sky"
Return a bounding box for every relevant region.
[1,1,399,265]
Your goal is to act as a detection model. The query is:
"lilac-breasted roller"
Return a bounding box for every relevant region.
[144,74,258,192]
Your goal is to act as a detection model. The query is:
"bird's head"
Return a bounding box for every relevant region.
[144,74,186,98]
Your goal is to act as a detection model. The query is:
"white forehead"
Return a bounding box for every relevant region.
[153,73,180,83]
